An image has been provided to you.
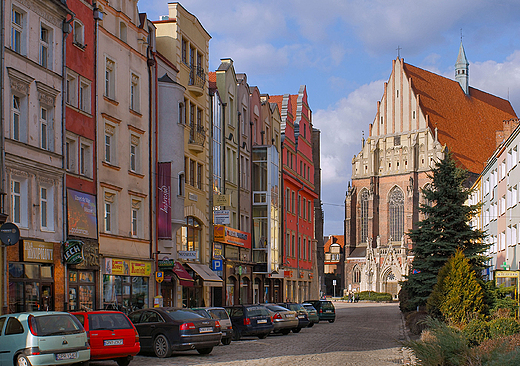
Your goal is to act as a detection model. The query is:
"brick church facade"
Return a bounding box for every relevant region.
[344,43,518,299]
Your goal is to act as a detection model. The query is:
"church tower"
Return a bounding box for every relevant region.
[455,41,469,94]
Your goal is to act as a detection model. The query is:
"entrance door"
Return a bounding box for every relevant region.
[41,284,53,311]
[161,278,175,307]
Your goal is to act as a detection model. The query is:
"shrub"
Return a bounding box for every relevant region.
[488,318,520,339]
[463,318,490,345]
[473,334,520,365]
[405,311,429,335]
[357,291,392,302]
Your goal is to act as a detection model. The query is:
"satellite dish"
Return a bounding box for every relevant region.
[0,222,20,246]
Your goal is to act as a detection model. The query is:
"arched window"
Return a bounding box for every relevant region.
[181,216,201,260]
[353,266,361,283]
[422,184,433,218]
[360,189,369,243]
[389,187,404,241]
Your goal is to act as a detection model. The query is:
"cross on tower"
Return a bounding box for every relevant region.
[396,45,402,59]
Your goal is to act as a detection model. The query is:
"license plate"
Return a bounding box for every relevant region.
[104,339,123,346]
[199,327,213,333]
[286,314,294,318]
[257,319,267,324]
[56,352,77,361]
[298,315,305,319]
[326,310,333,313]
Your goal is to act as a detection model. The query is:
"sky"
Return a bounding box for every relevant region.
[138,0,520,236]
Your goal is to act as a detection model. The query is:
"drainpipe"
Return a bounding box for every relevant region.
[93,3,101,309]
[1,0,6,314]
[237,112,241,231]
[62,12,74,311]
[296,184,303,302]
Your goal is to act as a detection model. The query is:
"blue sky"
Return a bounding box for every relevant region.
[139,0,520,236]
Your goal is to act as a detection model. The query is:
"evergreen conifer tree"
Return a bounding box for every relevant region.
[404,151,488,310]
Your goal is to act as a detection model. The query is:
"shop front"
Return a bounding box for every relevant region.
[8,240,64,312]
[158,259,195,307]
[103,258,151,312]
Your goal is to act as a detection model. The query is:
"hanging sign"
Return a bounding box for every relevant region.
[0,222,20,246]
[63,240,84,264]
[155,271,164,283]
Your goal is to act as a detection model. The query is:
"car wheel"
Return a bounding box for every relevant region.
[197,347,213,355]
[281,329,290,335]
[222,337,232,345]
[154,334,172,358]
[258,333,269,339]
[232,328,242,341]
[328,319,335,323]
[292,327,301,333]
[16,355,31,366]
[308,322,314,328]
[116,356,132,366]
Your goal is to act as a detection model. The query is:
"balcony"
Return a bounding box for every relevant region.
[188,124,205,154]
[188,65,205,97]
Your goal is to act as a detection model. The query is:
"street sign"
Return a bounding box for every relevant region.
[214,210,230,225]
[0,222,20,246]
[332,279,336,285]
[212,259,223,271]
[155,271,164,283]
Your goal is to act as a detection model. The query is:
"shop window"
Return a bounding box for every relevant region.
[181,216,201,261]
[68,270,95,311]
[8,262,54,313]
[103,275,149,312]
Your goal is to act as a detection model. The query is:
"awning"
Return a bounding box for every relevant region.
[186,263,223,287]
[172,261,194,287]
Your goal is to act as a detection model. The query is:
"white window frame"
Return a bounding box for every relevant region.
[66,134,78,173]
[66,73,78,107]
[104,190,117,233]
[40,185,54,231]
[11,177,28,228]
[73,20,84,46]
[79,78,91,113]
[11,7,24,54]
[79,141,90,177]
[130,73,140,112]
[130,198,141,238]
[130,135,139,172]
[105,57,116,99]
[39,23,52,69]
[104,123,116,165]
[40,106,48,150]
[12,94,21,141]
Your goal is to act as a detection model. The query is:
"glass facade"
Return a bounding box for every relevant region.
[103,275,149,313]
[8,262,54,313]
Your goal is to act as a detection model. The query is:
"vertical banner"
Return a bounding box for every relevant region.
[157,162,172,239]
[67,189,98,239]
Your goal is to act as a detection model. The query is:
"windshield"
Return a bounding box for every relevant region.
[207,309,229,320]
[266,305,289,312]
[89,313,133,330]
[288,304,304,311]
[245,306,270,317]
[33,314,83,336]
[303,305,316,312]
[164,309,205,321]
[321,301,335,310]
[191,309,211,319]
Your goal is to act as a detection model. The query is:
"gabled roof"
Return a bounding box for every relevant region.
[403,62,517,174]
[324,235,345,252]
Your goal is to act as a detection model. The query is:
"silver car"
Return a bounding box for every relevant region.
[193,307,234,345]
[263,304,299,335]
[0,311,90,366]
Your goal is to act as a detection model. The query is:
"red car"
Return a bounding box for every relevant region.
[71,310,140,366]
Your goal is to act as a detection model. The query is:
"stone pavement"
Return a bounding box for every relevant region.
[92,302,416,366]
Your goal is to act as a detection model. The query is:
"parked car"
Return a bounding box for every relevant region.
[276,303,310,332]
[0,311,90,366]
[224,305,274,341]
[191,307,233,345]
[262,304,298,335]
[302,303,319,327]
[128,307,221,358]
[306,300,336,323]
[71,310,140,366]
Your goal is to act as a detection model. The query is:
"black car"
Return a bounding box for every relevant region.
[277,302,310,332]
[224,305,274,340]
[128,307,222,358]
[306,300,336,323]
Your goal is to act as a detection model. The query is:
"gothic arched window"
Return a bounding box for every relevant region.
[389,187,404,241]
[360,189,369,243]
[353,266,361,283]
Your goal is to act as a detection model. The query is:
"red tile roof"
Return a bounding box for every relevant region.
[324,235,345,252]
[208,71,216,89]
[403,62,517,174]
[269,95,283,113]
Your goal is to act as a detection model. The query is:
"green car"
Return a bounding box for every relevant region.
[306,300,336,323]
[302,303,320,327]
[0,311,90,366]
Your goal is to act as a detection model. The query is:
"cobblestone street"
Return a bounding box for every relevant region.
[91,302,411,366]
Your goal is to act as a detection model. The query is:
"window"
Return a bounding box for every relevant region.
[79,80,91,113]
[130,73,139,112]
[179,102,185,125]
[286,188,290,211]
[181,38,187,64]
[388,187,404,242]
[353,266,361,283]
[79,142,91,176]
[12,95,21,141]
[11,8,23,53]
[308,200,312,222]
[291,235,295,257]
[189,159,195,186]
[73,20,84,46]
[197,163,202,190]
[104,124,115,164]
[131,199,141,237]
[40,186,54,231]
[104,192,116,233]
[11,178,27,227]
[360,189,369,243]
[291,191,295,213]
[178,172,185,196]
[105,58,115,99]
[40,107,48,150]
[119,22,127,42]
[181,217,201,260]
[66,136,76,172]
[66,74,78,107]
[39,25,50,68]
[129,135,139,172]
[130,143,137,172]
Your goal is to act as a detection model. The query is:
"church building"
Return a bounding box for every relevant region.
[344,43,518,299]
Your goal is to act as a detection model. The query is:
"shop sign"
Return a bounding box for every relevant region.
[157,162,172,239]
[213,243,223,259]
[0,222,20,246]
[23,240,54,263]
[63,240,84,264]
[214,210,230,225]
[155,271,164,283]
[213,194,230,206]
[284,270,293,278]
[158,259,174,270]
[178,250,198,260]
[105,258,151,276]
[214,225,251,249]
[67,189,97,239]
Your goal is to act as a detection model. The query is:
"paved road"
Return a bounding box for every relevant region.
[91,302,412,366]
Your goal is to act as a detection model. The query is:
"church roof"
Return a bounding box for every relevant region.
[403,62,517,174]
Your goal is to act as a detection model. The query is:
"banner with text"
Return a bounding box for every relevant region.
[157,162,172,239]
[67,189,97,239]
[214,225,251,249]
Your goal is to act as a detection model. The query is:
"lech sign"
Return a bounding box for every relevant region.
[63,240,84,264]
[0,222,20,246]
